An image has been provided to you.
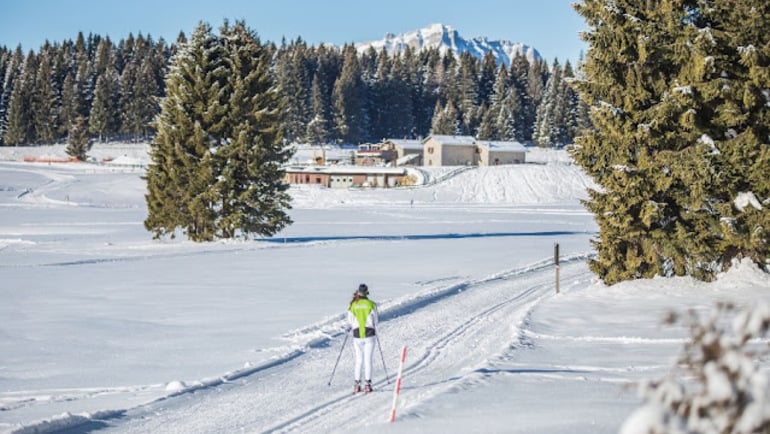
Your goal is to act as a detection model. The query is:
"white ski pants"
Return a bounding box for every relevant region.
[352,336,375,382]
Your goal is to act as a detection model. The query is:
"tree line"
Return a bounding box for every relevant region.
[0,32,169,151]
[0,29,589,151]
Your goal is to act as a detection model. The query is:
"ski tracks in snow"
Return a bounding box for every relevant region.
[78,257,594,434]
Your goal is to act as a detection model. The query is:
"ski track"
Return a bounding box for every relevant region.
[68,257,594,434]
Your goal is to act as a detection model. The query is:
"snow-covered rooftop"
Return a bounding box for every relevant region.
[477,140,528,152]
[428,135,478,146]
[386,139,423,150]
[284,165,407,175]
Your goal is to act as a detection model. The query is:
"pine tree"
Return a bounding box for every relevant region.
[572,0,699,283]
[89,66,120,141]
[4,51,36,145]
[89,38,120,142]
[477,52,498,108]
[332,45,368,144]
[508,53,532,142]
[60,71,79,139]
[368,50,390,141]
[146,20,292,241]
[476,103,497,140]
[306,73,330,144]
[212,20,292,239]
[430,100,460,135]
[120,46,159,142]
[0,48,11,145]
[560,60,582,145]
[497,88,522,141]
[66,114,90,160]
[145,22,225,240]
[274,39,312,144]
[456,52,480,135]
[700,0,770,273]
[572,0,769,283]
[32,47,58,144]
[534,59,562,147]
[312,44,342,141]
[417,48,442,137]
[379,55,415,139]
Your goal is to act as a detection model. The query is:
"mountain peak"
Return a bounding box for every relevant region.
[355,23,540,66]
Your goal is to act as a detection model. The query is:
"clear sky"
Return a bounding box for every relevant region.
[0,0,587,64]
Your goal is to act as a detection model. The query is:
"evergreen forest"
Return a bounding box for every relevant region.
[0,28,588,151]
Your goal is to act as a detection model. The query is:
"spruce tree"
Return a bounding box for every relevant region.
[572,0,694,283]
[145,22,225,240]
[211,20,292,239]
[306,73,330,144]
[380,55,415,139]
[274,39,312,144]
[4,51,36,145]
[497,89,522,141]
[0,48,11,145]
[60,71,79,139]
[478,52,498,108]
[508,53,532,142]
[701,0,770,272]
[66,115,90,160]
[89,66,120,141]
[533,59,562,147]
[33,48,58,144]
[146,20,292,241]
[430,100,460,135]
[332,45,368,144]
[476,103,497,140]
[456,52,480,135]
[572,0,769,283]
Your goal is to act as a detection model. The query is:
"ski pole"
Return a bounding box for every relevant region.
[376,335,391,384]
[328,332,349,386]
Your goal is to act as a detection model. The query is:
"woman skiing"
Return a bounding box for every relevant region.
[347,283,379,393]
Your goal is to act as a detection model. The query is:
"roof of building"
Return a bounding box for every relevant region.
[386,139,423,150]
[425,135,477,146]
[477,141,528,152]
[284,165,407,175]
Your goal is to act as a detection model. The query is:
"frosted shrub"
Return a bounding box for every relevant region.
[621,302,770,434]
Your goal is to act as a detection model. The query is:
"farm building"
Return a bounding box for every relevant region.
[477,141,527,165]
[283,165,409,188]
[422,135,527,166]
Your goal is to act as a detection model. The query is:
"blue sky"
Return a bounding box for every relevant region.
[0,0,587,63]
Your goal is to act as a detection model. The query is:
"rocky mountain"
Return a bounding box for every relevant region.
[354,23,541,65]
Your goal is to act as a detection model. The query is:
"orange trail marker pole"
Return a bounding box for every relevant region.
[389,346,408,422]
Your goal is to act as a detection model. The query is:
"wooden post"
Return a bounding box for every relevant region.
[554,242,560,294]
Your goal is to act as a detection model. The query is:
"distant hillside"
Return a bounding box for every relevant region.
[354,23,541,65]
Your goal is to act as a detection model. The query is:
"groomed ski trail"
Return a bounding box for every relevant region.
[86,257,594,434]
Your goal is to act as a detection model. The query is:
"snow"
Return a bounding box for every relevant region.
[1,143,768,434]
[734,191,763,211]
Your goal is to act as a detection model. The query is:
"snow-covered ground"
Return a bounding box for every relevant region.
[0,143,767,433]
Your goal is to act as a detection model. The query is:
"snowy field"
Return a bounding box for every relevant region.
[0,143,768,433]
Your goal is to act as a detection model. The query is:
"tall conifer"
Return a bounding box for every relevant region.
[572,0,769,283]
[211,20,292,239]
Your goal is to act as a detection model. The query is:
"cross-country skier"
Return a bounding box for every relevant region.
[347,283,379,393]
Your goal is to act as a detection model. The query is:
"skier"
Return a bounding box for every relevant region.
[347,283,379,393]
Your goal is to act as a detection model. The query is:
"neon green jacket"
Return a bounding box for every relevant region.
[348,298,378,338]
